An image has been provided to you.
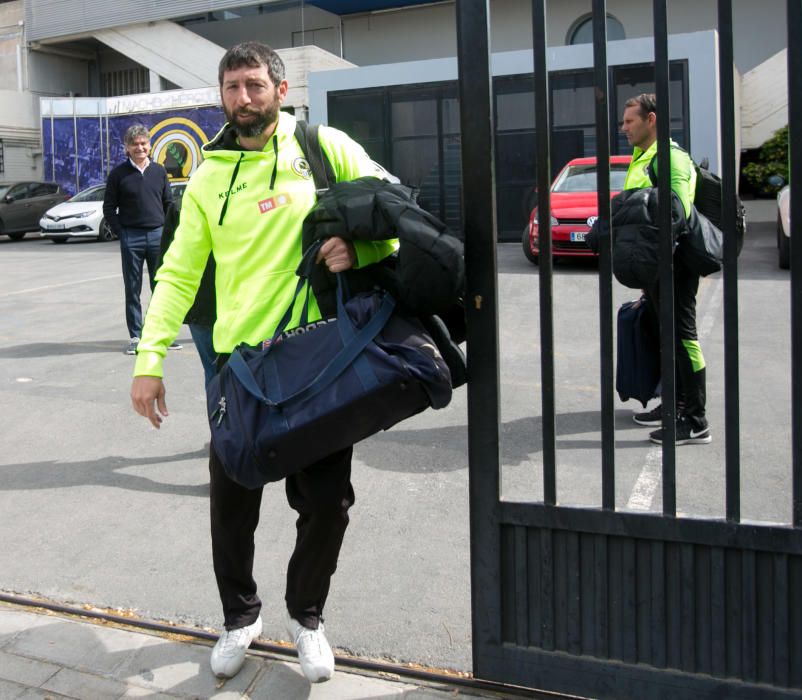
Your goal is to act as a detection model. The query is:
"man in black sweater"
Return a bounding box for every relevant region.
[103,124,179,355]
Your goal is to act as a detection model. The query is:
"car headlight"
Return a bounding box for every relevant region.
[532,213,559,228]
[72,211,95,219]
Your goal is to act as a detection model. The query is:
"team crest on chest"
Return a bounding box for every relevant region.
[292,157,312,179]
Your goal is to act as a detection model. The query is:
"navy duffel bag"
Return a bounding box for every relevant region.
[207,264,452,489]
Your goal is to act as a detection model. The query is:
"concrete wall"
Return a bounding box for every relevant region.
[0,1,24,92]
[27,52,90,99]
[310,30,724,172]
[335,0,784,73]
[185,5,342,54]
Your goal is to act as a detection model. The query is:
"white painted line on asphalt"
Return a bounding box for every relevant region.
[626,275,724,511]
[3,274,121,297]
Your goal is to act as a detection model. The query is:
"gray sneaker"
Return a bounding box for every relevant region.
[125,338,139,355]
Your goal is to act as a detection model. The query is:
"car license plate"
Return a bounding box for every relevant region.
[48,223,66,230]
[570,231,587,242]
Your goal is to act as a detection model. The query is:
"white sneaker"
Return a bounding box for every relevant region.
[286,611,334,683]
[210,616,262,678]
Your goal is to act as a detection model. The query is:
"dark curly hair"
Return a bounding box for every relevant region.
[217,42,285,86]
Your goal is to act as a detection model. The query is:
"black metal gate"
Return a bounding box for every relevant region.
[457,1,802,697]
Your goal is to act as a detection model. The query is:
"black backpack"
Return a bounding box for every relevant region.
[647,149,746,255]
[293,120,337,191]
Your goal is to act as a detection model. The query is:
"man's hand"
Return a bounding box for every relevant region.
[317,237,356,273]
[131,376,168,429]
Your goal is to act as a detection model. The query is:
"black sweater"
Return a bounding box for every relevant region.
[103,160,172,236]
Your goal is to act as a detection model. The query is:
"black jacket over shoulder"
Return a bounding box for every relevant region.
[586,187,687,290]
[103,160,172,236]
[301,177,467,387]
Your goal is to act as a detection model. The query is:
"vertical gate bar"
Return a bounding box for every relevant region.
[532,0,557,504]
[725,548,742,677]
[788,0,802,527]
[790,557,802,687]
[773,553,789,686]
[695,547,712,674]
[651,540,667,667]
[636,541,652,664]
[717,0,741,523]
[710,546,727,677]
[566,531,581,654]
[756,553,774,683]
[608,537,623,660]
[455,0,502,676]
[621,539,637,663]
[528,527,543,647]
[594,534,609,658]
[741,549,757,681]
[540,529,555,650]
[653,0,677,514]
[500,526,515,643]
[679,544,695,672]
[514,526,530,647]
[666,543,681,668]
[592,0,616,511]
[580,534,595,654]
[554,532,568,650]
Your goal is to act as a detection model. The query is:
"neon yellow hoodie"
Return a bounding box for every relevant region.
[134,112,395,378]
[624,139,696,217]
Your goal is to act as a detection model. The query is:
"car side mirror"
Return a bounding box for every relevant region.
[768,175,786,187]
[4,194,15,203]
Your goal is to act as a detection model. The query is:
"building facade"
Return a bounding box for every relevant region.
[4,0,788,238]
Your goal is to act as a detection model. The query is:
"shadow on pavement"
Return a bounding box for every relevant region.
[0,449,209,497]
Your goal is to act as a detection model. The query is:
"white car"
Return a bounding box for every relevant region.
[778,184,790,269]
[39,184,113,243]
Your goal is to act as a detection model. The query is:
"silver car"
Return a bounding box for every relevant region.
[777,184,790,269]
[39,184,112,243]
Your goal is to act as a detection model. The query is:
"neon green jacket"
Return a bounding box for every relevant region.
[624,139,696,217]
[134,112,395,378]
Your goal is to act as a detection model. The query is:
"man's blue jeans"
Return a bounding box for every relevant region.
[120,226,162,339]
[189,324,217,387]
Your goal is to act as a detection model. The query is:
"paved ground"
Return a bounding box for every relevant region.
[0,198,791,695]
[0,601,529,699]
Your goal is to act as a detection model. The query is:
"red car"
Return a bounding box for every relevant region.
[523,155,632,263]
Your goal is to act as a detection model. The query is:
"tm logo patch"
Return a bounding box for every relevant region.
[258,193,292,214]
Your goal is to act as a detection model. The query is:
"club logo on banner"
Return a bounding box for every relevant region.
[149,117,209,182]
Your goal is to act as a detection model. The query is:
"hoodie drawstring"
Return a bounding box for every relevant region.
[217,133,279,226]
[218,152,244,226]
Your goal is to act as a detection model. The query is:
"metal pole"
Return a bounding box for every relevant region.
[653,0,677,516]
[455,0,503,674]
[788,0,802,527]
[533,0,557,505]
[718,0,741,523]
[592,0,615,510]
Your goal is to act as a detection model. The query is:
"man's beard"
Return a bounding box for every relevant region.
[225,99,280,138]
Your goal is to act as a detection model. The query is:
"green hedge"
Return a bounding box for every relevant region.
[742,125,789,196]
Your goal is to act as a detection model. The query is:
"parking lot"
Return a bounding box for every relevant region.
[0,201,793,672]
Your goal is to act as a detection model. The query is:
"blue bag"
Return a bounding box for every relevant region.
[616,297,661,408]
[206,249,452,489]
